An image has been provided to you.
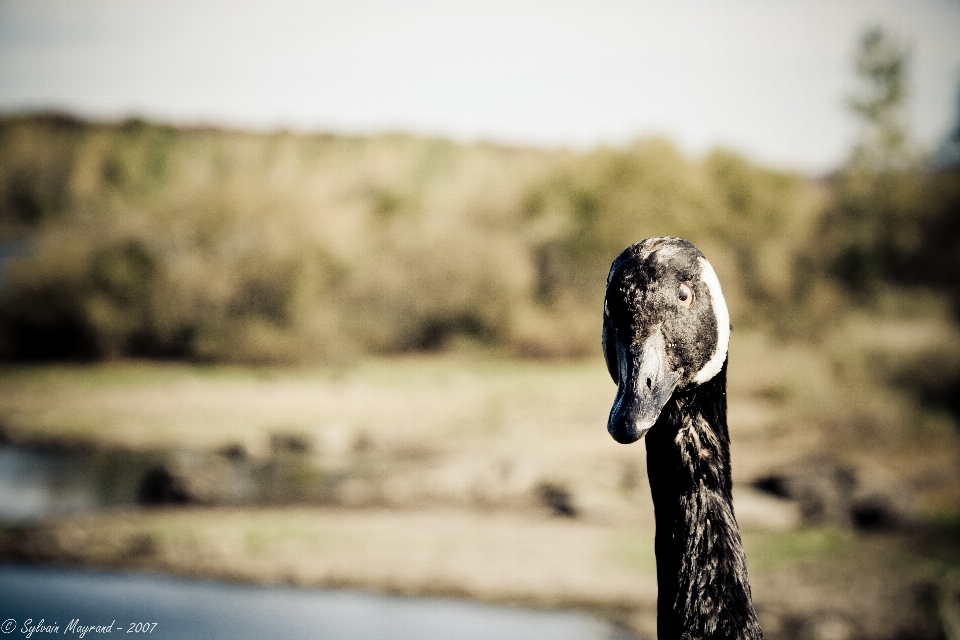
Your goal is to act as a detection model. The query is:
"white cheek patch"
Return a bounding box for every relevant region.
[693,256,730,385]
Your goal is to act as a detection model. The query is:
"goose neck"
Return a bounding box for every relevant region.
[644,363,763,640]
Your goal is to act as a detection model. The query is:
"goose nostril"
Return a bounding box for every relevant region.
[646,378,652,389]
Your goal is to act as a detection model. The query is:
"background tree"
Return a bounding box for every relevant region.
[817,27,923,294]
[848,27,912,170]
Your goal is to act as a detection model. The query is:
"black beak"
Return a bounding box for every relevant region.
[606,329,680,444]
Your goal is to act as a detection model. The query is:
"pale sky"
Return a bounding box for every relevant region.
[1,0,959,172]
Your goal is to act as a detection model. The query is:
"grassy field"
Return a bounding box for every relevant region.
[2,327,959,639]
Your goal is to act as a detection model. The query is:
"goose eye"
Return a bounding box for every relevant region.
[678,283,695,308]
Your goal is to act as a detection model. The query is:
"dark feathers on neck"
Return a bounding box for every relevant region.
[645,361,763,640]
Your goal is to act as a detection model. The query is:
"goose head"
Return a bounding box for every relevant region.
[603,237,730,444]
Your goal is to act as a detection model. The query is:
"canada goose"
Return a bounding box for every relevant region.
[603,237,762,639]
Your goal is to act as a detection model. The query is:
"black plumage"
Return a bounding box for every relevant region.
[603,237,762,640]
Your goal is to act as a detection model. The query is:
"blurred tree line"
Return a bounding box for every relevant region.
[0,118,820,363]
[814,27,960,316]
[0,27,957,365]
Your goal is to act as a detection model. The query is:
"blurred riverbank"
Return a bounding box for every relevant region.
[1,341,958,639]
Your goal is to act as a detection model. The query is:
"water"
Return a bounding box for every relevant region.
[0,447,638,639]
[0,445,159,522]
[0,443,336,521]
[0,563,634,640]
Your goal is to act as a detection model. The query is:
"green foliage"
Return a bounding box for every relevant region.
[521,141,819,333]
[0,114,83,226]
[0,114,823,363]
[817,168,960,299]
